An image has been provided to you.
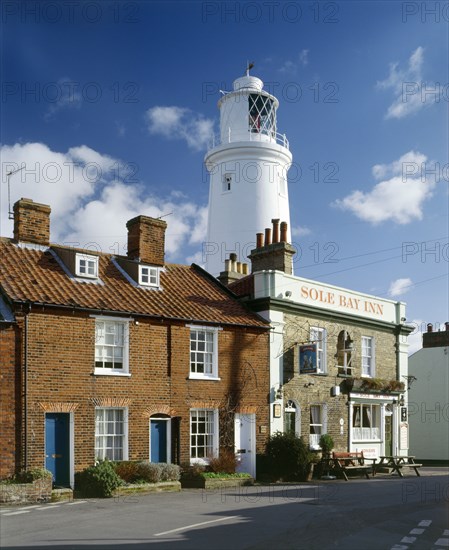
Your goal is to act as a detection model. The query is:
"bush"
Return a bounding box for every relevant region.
[208,449,238,474]
[136,462,161,483]
[319,434,334,456]
[265,432,313,481]
[159,463,181,482]
[75,460,123,498]
[113,461,141,483]
[15,468,53,483]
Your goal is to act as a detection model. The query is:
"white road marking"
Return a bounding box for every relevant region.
[444,530,449,536]
[65,500,87,505]
[390,545,408,550]
[410,528,425,534]
[154,515,239,537]
[419,520,432,527]
[435,538,449,547]
[3,510,31,516]
[400,536,416,544]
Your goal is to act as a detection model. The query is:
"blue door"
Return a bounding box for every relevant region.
[45,413,70,487]
[150,419,167,462]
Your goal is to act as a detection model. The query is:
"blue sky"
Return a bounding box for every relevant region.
[1,0,448,352]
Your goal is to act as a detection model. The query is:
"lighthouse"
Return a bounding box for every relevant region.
[204,70,293,276]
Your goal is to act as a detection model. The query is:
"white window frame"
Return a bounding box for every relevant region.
[352,403,381,441]
[361,336,375,377]
[188,326,220,380]
[309,404,327,450]
[190,408,218,464]
[94,316,130,376]
[95,407,128,461]
[310,327,327,374]
[75,253,99,279]
[139,265,159,287]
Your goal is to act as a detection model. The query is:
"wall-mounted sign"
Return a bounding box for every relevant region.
[299,344,317,374]
[273,404,282,418]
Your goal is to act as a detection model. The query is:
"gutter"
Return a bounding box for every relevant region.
[11,299,269,331]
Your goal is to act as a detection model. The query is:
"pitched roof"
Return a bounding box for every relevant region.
[228,274,254,298]
[0,238,267,328]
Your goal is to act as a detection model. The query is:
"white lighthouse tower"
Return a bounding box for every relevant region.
[204,70,293,276]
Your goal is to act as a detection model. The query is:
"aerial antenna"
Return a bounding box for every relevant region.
[246,61,255,76]
[158,212,173,220]
[6,165,25,219]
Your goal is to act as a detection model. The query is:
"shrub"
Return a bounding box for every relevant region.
[265,432,313,481]
[159,463,181,482]
[319,434,334,456]
[136,462,161,483]
[14,469,53,483]
[75,460,123,498]
[208,449,238,474]
[113,461,141,484]
[180,462,206,479]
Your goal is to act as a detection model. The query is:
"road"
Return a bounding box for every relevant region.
[1,468,448,549]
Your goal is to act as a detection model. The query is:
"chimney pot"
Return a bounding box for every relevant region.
[272,218,280,243]
[242,263,248,275]
[256,233,264,248]
[230,253,237,262]
[280,221,288,243]
[224,259,231,272]
[264,227,272,246]
[237,261,242,274]
[445,322,449,332]
[427,323,433,333]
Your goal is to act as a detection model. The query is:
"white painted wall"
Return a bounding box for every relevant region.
[409,346,449,460]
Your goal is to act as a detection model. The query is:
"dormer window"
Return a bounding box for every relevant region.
[76,253,99,278]
[139,265,159,287]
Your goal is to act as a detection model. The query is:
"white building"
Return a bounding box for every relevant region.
[409,324,449,462]
[204,71,292,276]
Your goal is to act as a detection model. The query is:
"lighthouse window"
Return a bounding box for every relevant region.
[222,173,232,193]
[249,94,275,137]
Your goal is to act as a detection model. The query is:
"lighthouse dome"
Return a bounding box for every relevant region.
[233,75,263,91]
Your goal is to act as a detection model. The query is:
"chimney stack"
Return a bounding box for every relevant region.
[126,215,167,265]
[13,198,51,246]
[249,221,295,275]
[423,322,449,348]
[217,253,248,286]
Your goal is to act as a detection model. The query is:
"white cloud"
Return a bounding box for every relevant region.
[145,106,214,151]
[279,50,310,74]
[333,150,436,224]
[44,78,82,120]
[377,47,429,119]
[291,225,311,237]
[1,142,207,262]
[389,277,413,297]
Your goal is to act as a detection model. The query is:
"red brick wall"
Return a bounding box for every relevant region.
[0,324,19,478]
[18,310,269,474]
[126,216,167,265]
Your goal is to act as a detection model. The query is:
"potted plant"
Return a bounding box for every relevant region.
[319,434,336,480]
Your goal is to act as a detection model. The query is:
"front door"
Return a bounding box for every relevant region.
[45,413,70,487]
[150,419,168,462]
[234,413,256,477]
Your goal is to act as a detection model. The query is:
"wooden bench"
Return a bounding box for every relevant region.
[332,451,375,481]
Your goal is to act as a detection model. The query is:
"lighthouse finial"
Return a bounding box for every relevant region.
[246,61,255,76]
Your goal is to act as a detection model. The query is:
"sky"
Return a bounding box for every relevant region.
[1,0,448,354]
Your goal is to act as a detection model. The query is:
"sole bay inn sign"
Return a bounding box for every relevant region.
[253,271,404,324]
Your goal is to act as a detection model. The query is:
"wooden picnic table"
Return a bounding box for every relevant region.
[373,455,422,477]
[331,451,377,481]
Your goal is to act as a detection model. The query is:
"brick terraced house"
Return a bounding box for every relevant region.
[221,219,414,460]
[0,198,270,487]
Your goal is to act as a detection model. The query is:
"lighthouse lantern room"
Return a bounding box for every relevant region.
[204,70,293,276]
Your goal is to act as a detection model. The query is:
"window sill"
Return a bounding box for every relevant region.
[312,372,328,376]
[93,370,131,377]
[188,374,221,381]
